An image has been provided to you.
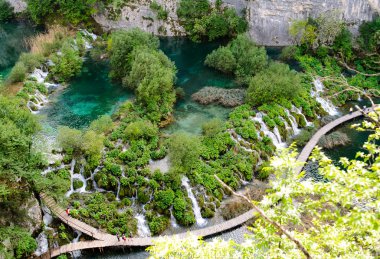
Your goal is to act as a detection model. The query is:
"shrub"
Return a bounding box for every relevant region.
[7,62,27,84]
[177,0,247,42]
[154,189,175,210]
[19,53,44,73]
[205,35,268,84]
[0,0,14,22]
[50,41,83,82]
[149,216,169,235]
[150,1,168,20]
[246,62,303,106]
[89,115,113,134]
[124,120,158,140]
[108,29,159,81]
[204,47,236,74]
[168,132,202,172]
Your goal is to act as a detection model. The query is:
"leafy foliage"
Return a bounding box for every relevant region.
[148,108,380,258]
[246,62,303,106]
[205,34,268,85]
[0,0,14,22]
[177,0,247,42]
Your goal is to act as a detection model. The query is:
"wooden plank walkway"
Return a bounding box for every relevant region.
[295,108,374,174]
[39,107,376,258]
[40,193,115,241]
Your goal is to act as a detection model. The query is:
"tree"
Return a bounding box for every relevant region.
[168,132,202,172]
[204,47,236,74]
[0,0,14,22]
[124,120,158,140]
[148,108,380,258]
[205,34,268,85]
[108,29,159,81]
[246,62,303,106]
[89,115,113,134]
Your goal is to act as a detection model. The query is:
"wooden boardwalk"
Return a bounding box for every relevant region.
[295,108,374,174]
[38,107,375,258]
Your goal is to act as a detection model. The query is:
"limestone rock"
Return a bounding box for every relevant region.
[21,194,43,234]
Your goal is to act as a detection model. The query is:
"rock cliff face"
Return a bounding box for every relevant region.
[243,0,378,45]
[6,0,379,44]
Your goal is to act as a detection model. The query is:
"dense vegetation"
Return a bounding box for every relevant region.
[148,108,380,258]
[177,0,247,42]
[0,0,14,22]
[108,29,176,122]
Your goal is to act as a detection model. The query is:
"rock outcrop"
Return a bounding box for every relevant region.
[6,0,379,45]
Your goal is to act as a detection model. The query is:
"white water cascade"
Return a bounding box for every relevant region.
[65,159,76,197]
[71,230,82,258]
[30,68,48,83]
[252,113,286,148]
[136,214,151,237]
[311,79,339,116]
[291,105,313,127]
[181,176,207,227]
[170,208,179,228]
[285,109,301,135]
[72,164,87,193]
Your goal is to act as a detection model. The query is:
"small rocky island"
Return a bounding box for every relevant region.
[191,87,246,107]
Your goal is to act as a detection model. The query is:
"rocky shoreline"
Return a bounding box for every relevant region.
[191,87,246,107]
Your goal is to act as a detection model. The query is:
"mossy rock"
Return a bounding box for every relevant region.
[73,179,84,190]
[201,206,215,218]
[105,192,116,202]
[86,180,93,191]
[137,187,151,204]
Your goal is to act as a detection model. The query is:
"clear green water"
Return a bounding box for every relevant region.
[160,37,235,134]
[40,57,133,129]
[0,21,39,78]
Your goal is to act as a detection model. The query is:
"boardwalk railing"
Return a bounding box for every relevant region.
[39,106,376,258]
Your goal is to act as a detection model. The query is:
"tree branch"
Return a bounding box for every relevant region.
[214,175,313,259]
[336,55,380,77]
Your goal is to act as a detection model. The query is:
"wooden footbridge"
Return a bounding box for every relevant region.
[38,107,376,258]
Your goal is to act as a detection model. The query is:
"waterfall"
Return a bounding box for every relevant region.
[280,116,293,135]
[181,177,207,227]
[136,214,151,237]
[291,105,313,127]
[30,68,48,83]
[91,166,105,192]
[228,129,255,153]
[285,109,301,135]
[311,79,339,116]
[34,233,48,256]
[71,231,82,258]
[170,208,179,228]
[273,126,284,145]
[65,159,76,197]
[251,113,285,148]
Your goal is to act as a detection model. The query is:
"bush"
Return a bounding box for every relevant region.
[168,132,202,172]
[205,35,268,84]
[148,216,169,235]
[50,41,83,82]
[150,1,168,20]
[19,53,44,73]
[108,29,160,81]
[7,62,27,84]
[15,234,37,259]
[89,115,113,134]
[124,120,158,140]
[246,62,303,106]
[0,0,14,22]
[177,0,247,42]
[205,47,236,74]
[154,189,175,210]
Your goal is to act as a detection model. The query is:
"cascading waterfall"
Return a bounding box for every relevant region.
[181,176,207,227]
[291,105,313,127]
[91,166,105,192]
[285,109,301,135]
[72,164,87,193]
[71,230,82,258]
[311,79,339,116]
[30,68,48,83]
[280,116,293,135]
[170,208,179,228]
[136,214,151,237]
[65,159,76,197]
[34,206,54,256]
[251,113,286,148]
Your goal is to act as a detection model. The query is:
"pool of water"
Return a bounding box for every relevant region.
[0,21,40,78]
[39,57,133,129]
